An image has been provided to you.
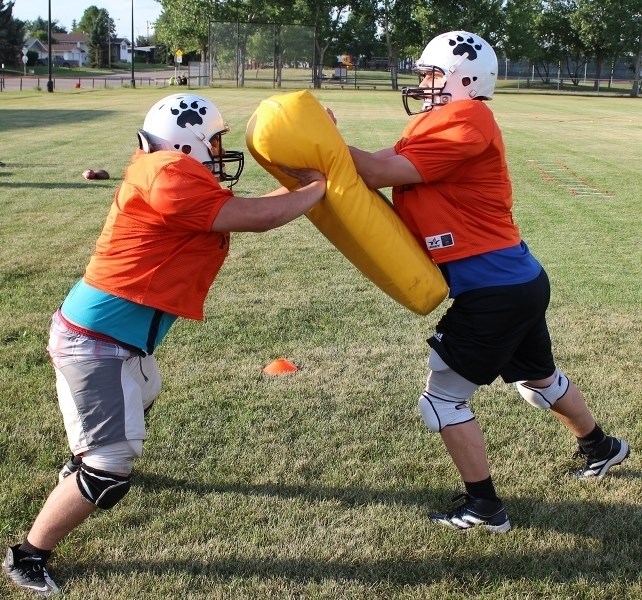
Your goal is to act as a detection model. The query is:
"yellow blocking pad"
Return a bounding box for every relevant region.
[245,90,448,315]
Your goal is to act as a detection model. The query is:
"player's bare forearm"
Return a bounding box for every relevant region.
[212,171,326,233]
[348,146,421,189]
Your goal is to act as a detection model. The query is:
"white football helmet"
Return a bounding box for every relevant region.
[138,93,244,185]
[402,31,498,115]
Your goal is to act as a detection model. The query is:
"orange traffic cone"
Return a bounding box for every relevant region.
[262,358,298,375]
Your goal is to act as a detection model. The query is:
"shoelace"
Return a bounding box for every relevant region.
[446,493,504,519]
[574,445,611,463]
[445,493,476,518]
[450,492,469,504]
[16,555,46,582]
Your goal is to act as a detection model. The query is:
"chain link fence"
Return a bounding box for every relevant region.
[208,21,316,89]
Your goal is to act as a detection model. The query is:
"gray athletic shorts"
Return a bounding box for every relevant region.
[47,310,162,455]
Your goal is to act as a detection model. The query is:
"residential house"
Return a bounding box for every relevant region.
[111,37,133,64]
[23,38,48,63]
[25,33,89,67]
[26,33,140,68]
[113,39,155,64]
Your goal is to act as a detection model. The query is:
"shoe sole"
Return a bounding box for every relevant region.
[430,515,512,533]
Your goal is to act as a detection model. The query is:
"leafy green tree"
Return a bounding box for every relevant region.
[519,0,582,83]
[78,6,102,34]
[156,0,338,86]
[386,0,504,74]
[572,0,636,90]
[88,8,113,67]
[0,0,24,68]
[381,0,424,65]
[280,23,317,69]
[154,0,642,92]
[503,0,545,69]
[517,0,587,85]
[229,0,295,85]
[335,0,427,70]
[418,0,504,47]
[77,6,116,67]
[23,17,67,42]
[156,0,214,61]
[339,0,387,66]
[136,35,152,47]
[623,0,642,96]
[287,0,351,86]
[25,49,38,66]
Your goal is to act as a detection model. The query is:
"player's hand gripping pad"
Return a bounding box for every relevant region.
[245,90,448,315]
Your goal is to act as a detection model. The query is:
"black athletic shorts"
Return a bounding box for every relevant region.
[428,269,556,386]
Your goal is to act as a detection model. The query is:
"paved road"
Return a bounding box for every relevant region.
[0,69,195,92]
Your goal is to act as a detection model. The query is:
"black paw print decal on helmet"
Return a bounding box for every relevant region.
[449,35,483,61]
[170,99,208,154]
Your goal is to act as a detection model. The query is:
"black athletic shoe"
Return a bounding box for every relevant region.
[3,545,60,596]
[430,493,511,533]
[574,437,630,479]
[58,454,82,483]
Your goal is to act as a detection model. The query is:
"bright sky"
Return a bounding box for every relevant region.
[11,0,162,40]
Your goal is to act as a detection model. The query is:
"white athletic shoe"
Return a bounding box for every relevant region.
[574,437,630,479]
[3,545,60,597]
[430,493,511,533]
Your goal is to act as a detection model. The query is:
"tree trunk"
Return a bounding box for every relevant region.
[593,51,603,91]
[631,38,642,98]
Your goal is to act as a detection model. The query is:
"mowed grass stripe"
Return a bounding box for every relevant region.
[0,89,640,600]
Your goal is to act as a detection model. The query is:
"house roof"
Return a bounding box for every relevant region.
[53,33,89,44]
[25,38,48,52]
[51,43,86,53]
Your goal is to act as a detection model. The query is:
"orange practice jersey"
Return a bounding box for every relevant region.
[84,150,233,320]
[393,100,521,264]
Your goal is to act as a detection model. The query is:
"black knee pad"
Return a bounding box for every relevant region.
[76,463,131,509]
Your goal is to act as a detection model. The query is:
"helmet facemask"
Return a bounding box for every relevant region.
[402,68,451,116]
[192,128,244,187]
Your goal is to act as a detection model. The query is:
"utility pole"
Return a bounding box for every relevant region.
[47,0,54,92]
[130,0,136,87]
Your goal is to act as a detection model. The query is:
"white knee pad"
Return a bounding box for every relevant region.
[82,440,144,475]
[418,351,479,432]
[515,369,569,409]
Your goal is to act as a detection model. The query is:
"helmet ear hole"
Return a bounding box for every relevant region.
[137,130,153,153]
[462,77,471,87]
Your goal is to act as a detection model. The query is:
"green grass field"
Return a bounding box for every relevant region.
[1,88,641,599]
